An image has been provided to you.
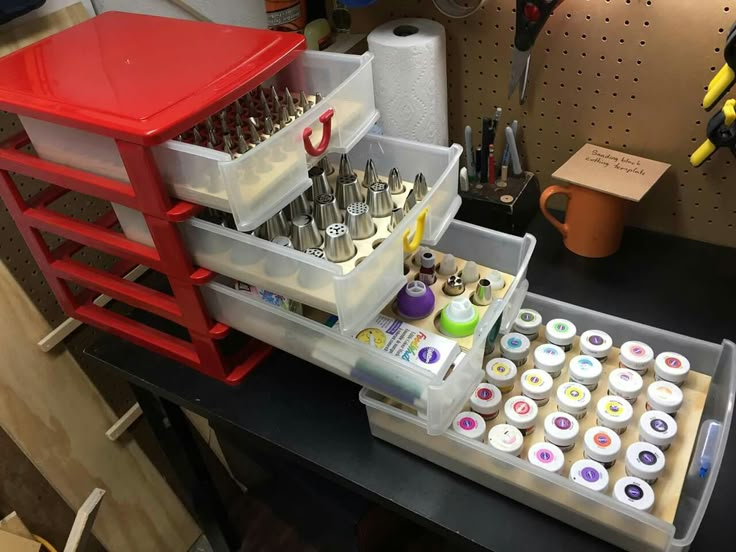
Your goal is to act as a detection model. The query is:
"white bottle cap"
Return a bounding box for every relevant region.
[500,332,531,361]
[452,411,486,441]
[557,382,591,415]
[654,352,690,385]
[619,341,654,371]
[487,269,506,290]
[488,424,524,456]
[568,355,603,386]
[596,395,633,431]
[485,358,518,388]
[579,329,613,358]
[544,412,579,448]
[625,442,665,481]
[613,476,655,512]
[569,459,610,492]
[639,410,678,449]
[545,318,577,346]
[528,442,565,474]
[584,426,621,464]
[646,381,684,414]
[470,383,502,416]
[504,395,539,430]
[461,261,480,283]
[533,344,566,373]
[514,308,542,335]
[521,369,553,400]
[608,368,644,401]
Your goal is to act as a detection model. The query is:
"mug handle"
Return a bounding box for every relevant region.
[539,185,572,238]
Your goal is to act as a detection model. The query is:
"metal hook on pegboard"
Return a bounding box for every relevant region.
[432,0,486,19]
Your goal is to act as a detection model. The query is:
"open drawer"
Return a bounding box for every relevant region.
[200,219,535,433]
[361,293,736,552]
[20,50,378,230]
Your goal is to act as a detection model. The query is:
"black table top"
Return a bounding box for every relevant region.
[86,215,736,551]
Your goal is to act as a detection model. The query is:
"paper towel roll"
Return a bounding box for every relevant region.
[368,19,448,146]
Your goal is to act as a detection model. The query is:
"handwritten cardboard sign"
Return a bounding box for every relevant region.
[551,144,671,202]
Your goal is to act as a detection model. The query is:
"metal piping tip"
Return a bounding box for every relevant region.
[443,275,466,297]
[237,133,248,155]
[244,91,255,113]
[336,174,363,209]
[233,98,243,115]
[219,110,229,131]
[403,189,417,214]
[309,166,332,197]
[206,139,215,150]
[289,192,311,218]
[313,193,342,230]
[223,135,234,158]
[362,159,379,188]
[279,106,290,128]
[300,90,310,112]
[315,92,323,103]
[387,207,404,232]
[260,90,272,121]
[264,210,290,241]
[205,116,215,132]
[339,154,355,178]
[247,117,261,145]
[272,92,282,116]
[235,112,244,129]
[324,223,355,263]
[388,168,404,194]
[438,254,457,276]
[319,156,335,176]
[345,202,375,240]
[264,116,275,136]
[192,127,203,145]
[285,87,297,117]
[271,235,294,249]
[366,182,393,218]
[207,128,218,146]
[290,214,322,251]
[472,277,493,306]
[414,173,429,201]
[304,247,325,259]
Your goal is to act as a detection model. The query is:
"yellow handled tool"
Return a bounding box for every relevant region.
[703,22,736,110]
[690,99,736,167]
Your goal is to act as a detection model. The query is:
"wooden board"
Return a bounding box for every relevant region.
[0,531,39,552]
[0,512,34,540]
[0,3,89,58]
[0,262,200,552]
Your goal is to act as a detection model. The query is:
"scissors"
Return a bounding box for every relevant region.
[690,99,736,167]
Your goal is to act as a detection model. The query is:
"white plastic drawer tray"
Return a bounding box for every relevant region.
[201,220,535,434]
[361,293,736,552]
[20,50,378,230]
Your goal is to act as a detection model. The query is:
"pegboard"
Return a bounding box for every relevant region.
[348,0,736,248]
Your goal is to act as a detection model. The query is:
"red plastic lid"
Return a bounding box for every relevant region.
[0,12,305,145]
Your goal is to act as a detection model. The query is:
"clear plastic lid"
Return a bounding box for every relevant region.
[569,459,610,492]
[619,341,655,370]
[639,410,678,448]
[485,358,518,384]
[608,368,644,398]
[470,383,502,415]
[521,369,553,400]
[533,344,566,372]
[544,412,579,447]
[488,423,524,455]
[504,395,539,427]
[579,329,613,357]
[654,351,690,383]
[500,332,531,361]
[452,411,486,440]
[514,308,542,334]
[613,476,655,512]
[596,396,634,429]
[528,442,565,473]
[545,318,577,345]
[556,382,592,412]
[584,426,622,463]
[646,381,684,412]
[568,355,603,385]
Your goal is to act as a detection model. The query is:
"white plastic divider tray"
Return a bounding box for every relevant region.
[360,293,736,552]
[20,50,378,230]
[201,220,535,434]
[178,133,465,335]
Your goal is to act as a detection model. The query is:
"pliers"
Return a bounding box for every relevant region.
[690,99,736,167]
[508,0,565,104]
[703,22,736,111]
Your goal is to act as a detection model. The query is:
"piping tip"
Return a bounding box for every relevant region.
[264,116,275,136]
[233,98,243,115]
[345,202,375,240]
[205,116,215,133]
[336,174,363,209]
[272,90,282,116]
[438,254,457,276]
[387,207,404,232]
[272,235,293,248]
[403,189,417,214]
[315,92,323,103]
[207,128,218,147]
[388,168,404,194]
[289,192,311,218]
[285,87,297,117]
[223,135,235,158]
[235,112,244,130]
[247,117,261,145]
[461,261,480,283]
[414,173,428,201]
[443,275,466,297]
[324,223,356,263]
[300,90,311,112]
[313,193,342,230]
[237,132,248,155]
[244,91,255,113]
[339,154,355,178]
[260,90,272,120]
[304,247,325,259]
[366,182,393,218]
[362,159,379,188]
[192,127,203,145]
[264,210,291,241]
[318,156,335,176]
[290,214,323,251]
[279,106,290,129]
[219,110,229,131]
[309,166,332,197]
[472,277,493,306]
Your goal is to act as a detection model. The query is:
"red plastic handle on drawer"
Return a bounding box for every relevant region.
[302,108,335,157]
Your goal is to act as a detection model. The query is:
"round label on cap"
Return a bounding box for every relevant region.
[525,373,544,387]
[564,385,586,402]
[506,336,524,349]
[554,415,572,430]
[587,334,605,346]
[418,347,439,364]
[578,357,594,368]
[541,346,560,356]
[520,311,536,322]
[630,345,647,357]
[458,416,477,430]
[625,483,644,500]
[491,362,509,375]
[582,467,601,483]
[651,384,673,399]
[619,371,633,382]
[513,400,532,415]
[476,387,494,401]
[638,450,658,466]
[664,356,682,369]
[604,399,626,417]
[650,417,669,433]
[554,322,569,333]
[594,431,613,448]
[500,429,519,446]
[536,448,555,464]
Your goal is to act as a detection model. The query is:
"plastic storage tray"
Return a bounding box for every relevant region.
[361,293,736,552]
[20,50,378,230]
[200,220,535,434]
[123,133,465,335]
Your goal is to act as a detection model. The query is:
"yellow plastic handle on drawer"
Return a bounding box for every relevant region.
[403,209,428,253]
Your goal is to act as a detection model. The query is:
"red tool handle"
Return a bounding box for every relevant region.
[302,108,335,157]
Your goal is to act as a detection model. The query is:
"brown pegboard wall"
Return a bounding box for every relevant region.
[349,0,736,247]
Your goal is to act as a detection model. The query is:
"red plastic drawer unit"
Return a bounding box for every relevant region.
[0,12,306,382]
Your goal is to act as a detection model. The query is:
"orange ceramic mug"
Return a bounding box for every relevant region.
[539,184,628,258]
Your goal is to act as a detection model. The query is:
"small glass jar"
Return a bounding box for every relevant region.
[545,318,577,351]
[521,369,554,406]
[470,383,503,421]
[613,476,655,512]
[556,382,591,419]
[579,329,613,361]
[646,381,683,416]
[514,308,543,340]
[583,426,621,469]
[533,344,565,378]
[500,332,531,367]
[544,412,579,452]
[654,352,690,387]
[639,410,678,451]
[569,459,610,493]
[619,341,654,375]
[528,442,565,474]
[485,358,518,394]
[568,355,603,391]
[487,424,524,456]
[608,368,644,404]
[452,411,486,441]
[596,395,633,435]
[504,395,539,436]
